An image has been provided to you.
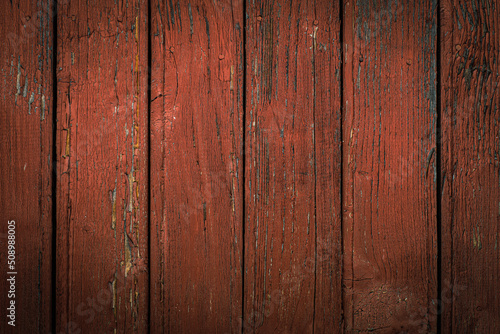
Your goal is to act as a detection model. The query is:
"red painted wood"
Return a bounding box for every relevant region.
[0,1,53,332]
[56,1,149,333]
[343,0,438,332]
[313,1,343,333]
[244,1,342,332]
[441,0,500,332]
[149,0,244,332]
[1,1,500,332]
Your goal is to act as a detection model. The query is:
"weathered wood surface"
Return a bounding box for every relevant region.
[244,1,342,332]
[0,1,54,333]
[1,0,500,332]
[441,0,500,332]
[149,0,244,332]
[56,0,149,333]
[343,0,438,332]
[312,2,344,333]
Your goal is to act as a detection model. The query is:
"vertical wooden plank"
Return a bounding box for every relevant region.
[245,1,316,331]
[441,0,500,332]
[312,1,344,333]
[245,1,342,332]
[150,0,244,332]
[0,0,53,332]
[313,2,343,333]
[56,1,149,333]
[343,0,438,332]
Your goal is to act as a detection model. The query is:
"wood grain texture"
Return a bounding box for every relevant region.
[0,0,53,332]
[441,0,500,332]
[343,0,438,332]
[1,1,499,332]
[56,0,149,332]
[244,1,342,332]
[312,1,343,333]
[149,0,244,332]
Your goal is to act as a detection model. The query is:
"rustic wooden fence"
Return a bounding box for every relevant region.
[0,0,498,333]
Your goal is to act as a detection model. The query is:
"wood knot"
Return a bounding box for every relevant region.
[219,54,225,60]
[257,15,262,21]
[313,20,319,26]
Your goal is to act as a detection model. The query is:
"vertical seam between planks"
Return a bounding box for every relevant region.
[51,0,58,332]
[436,0,443,332]
[147,0,152,332]
[339,0,345,332]
[241,0,247,332]
[448,5,454,332]
[312,3,318,334]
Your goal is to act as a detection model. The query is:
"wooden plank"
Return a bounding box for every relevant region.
[313,1,343,333]
[244,1,342,332]
[149,0,244,332]
[0,0,53,332]
[441,0,500,332]
[343,0,438,332]
[56,1,149,333]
